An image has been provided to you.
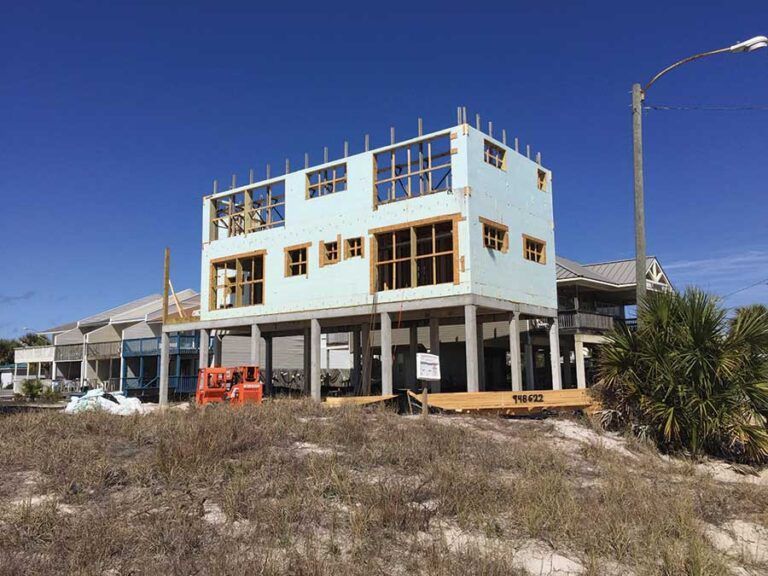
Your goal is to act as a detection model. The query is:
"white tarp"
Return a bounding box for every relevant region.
[64,388,146,416]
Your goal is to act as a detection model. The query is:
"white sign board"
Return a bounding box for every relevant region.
[416,353,441,381]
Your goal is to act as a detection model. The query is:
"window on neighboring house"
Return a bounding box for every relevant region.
[320,239,340,266]
[484,140,506,170]
[209,180,286,241]
[537,169,548,191]
[374,218,456,291]
[345,237,364,259]
[480,217,508,252]
[210,252,265,310]
[522,235,546,264]
[307,163,347,198]
[285,244,310,277]
[374,134,453,205]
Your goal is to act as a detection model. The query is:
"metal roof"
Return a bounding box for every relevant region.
[110,289,198,323]
[146,293,200,322]
[555,256,612,284]
[38,320,79,335]
[583,257,658,286]
[40,291,197,333]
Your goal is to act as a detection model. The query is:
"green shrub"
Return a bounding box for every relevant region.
[41,386,63,403]
[21,379,44,402]
[597,288,768,463]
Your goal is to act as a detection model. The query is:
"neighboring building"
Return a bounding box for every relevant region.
[14,292,200,395]
[163,119,560,399]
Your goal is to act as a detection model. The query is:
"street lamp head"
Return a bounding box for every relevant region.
[730,36,768,53]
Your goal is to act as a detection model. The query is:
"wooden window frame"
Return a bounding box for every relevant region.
[344,236,364,259]
[209,250,266,311]
[373,133,455,206]
[369,214,462,293]
[537,169,548,192]
[522,234,547,264]
[209,180,286,241]
[483,140,506,170]
[319,235,342,267]
[479,217,509,253]
[284,242,311,277]
[306,163,347,199]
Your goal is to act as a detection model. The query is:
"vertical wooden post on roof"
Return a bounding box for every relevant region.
[162,248,170,323]
[475,113,481,130]
[390,127,395,145]
[418,117,423,137]
[344,141,349,158]
[502,129,507,145]
[365,134,370,152]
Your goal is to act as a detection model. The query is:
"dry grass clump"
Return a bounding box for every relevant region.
[1,401,766,575]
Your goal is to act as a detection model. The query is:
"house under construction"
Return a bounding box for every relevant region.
[161,112,564,401]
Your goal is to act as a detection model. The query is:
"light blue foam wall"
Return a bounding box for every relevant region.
[199,123,555,321]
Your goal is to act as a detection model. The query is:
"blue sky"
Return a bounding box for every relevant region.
[1,1,766,337]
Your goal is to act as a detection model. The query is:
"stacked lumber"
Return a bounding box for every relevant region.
[406,389,598,415]
[324,394,398,407]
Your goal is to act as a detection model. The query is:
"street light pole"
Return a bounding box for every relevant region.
[632,36,767,320]
[632,83,646,309]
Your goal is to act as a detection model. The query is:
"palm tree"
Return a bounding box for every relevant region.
[598,288,768,463]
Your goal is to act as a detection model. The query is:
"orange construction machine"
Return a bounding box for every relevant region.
[195,366,263,406]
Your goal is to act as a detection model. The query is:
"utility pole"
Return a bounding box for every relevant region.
[632,83,646,311]
[631,36,766,323]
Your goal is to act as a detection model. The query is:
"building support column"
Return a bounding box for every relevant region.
[574,336,587,390]
[159,332,170,407]
[212,333,222,367]
[524,336,535,390]
[264,336,273,396]
[409,324,418,389]
[310,319,321,401]
[199,329,209,370]
[352,327,361,392]
[380,312,393,396]
[303,327,311,395]
[464,304,479,393]
[361,322,372,395]
[250,323,261,366]
[429,316,441,392]
[562,342,573,388]
[81,340,88,388]
[477,320,486,391]
[549,318,562,391]
[509,314,522,391]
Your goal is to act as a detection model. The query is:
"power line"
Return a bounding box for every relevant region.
[722,278,768,299]
[644,104,768,111]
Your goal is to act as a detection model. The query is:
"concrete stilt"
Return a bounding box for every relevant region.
[159,332,170,407]
[524,331,536,390]
[509,314,522,391]
[303,327,311,395]
[549,319,562,390]
[575,337,587,390]
[380,312,393,395]
[429,316,441,392]
[409,324,418,389]
[264,336,273,395]
[352,327,361,391]
[361,322,372,394]
[199,329,209,370]
[310,319,321,401]
[477,320,486,391]
[250,323,261,366]
[465,304,479,392]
